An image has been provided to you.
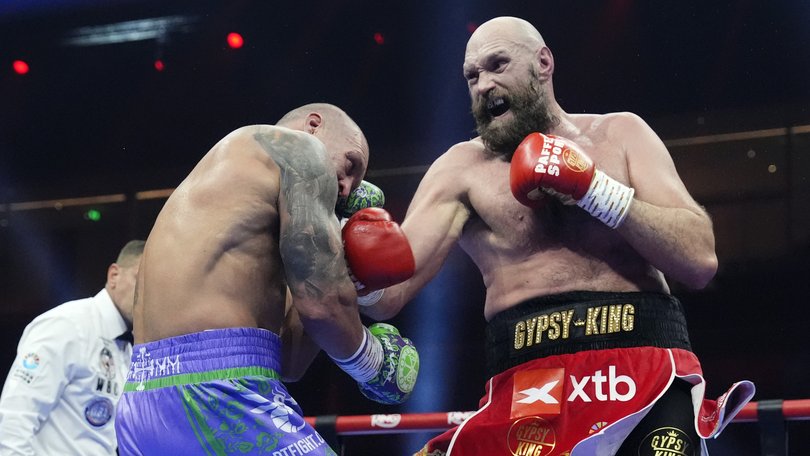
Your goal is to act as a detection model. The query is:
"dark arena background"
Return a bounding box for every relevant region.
[1,1,809,454]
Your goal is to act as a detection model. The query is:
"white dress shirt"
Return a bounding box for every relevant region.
[0,289,132,456]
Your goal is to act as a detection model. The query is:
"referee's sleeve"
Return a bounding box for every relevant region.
[0,315,79,455]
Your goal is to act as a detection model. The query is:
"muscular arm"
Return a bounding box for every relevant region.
[255,129,363,359]
[362,148,471,320]
[614,113,718,289]
[279,290,320,382]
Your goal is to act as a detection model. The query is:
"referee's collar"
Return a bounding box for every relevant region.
[95,288,130,342]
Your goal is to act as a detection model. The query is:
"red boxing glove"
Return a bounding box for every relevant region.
[510,132,595,204]
[342,207,415,290]
[510,132,634,228]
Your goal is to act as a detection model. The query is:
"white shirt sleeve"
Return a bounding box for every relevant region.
[0,315,81,455]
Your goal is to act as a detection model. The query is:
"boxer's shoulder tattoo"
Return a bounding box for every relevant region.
[254,129,343,298]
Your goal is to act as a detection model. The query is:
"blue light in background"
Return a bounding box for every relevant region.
[396,2,484,452]
[0,0,138,18]
[401,248,480,453]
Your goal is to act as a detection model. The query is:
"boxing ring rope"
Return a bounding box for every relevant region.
[304,399,810,435]
[305,399,810,454]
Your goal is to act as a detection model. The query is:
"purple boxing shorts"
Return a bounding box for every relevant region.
[115,327,336,456]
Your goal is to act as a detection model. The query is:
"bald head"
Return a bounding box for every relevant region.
[277,102,370,197]
[277,103,368,153]
[277,103,348,127]
[467,16,545,55]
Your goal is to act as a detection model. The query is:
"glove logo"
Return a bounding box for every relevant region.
[562,147,589,173]
[337,180,385,217]
[396,345,419,393]
[533,135,562,176]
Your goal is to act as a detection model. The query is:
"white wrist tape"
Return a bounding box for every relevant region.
[331,326,383,383]
[577,169,635,229]
[357,289,384,307]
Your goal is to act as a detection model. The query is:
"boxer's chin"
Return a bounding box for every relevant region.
[479,117,532,157]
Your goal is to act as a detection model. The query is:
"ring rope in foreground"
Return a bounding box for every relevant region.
[304,399,810,436]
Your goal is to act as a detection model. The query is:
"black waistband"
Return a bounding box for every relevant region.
[485,291,692,378]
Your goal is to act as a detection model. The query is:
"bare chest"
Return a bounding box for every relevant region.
[461,140,626,253]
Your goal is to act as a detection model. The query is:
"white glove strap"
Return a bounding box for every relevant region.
[577,169,635,229]
[331,326,383,383]
[357,289,384,307]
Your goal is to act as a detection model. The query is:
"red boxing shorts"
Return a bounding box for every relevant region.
[416,292,754,456]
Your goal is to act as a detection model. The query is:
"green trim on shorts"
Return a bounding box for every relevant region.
[124,366,280,392]
[178,385,222,456]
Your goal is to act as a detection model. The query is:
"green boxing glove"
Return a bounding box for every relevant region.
[336,180,385,218]
[331,323,420,405]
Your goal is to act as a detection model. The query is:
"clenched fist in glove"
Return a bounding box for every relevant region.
[342,207,415,291]
[332,323,420,405]
[510,132,635,228]
[336,180,385,219]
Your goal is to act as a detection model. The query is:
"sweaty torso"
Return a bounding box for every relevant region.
[455,114,667,320]
[134,126,287,343]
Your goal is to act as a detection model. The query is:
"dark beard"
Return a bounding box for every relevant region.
[472,81,559,160]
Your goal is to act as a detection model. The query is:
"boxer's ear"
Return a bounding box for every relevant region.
[306,113,322,134]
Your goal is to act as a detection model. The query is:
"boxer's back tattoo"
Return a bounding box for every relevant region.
[253,130,343,299]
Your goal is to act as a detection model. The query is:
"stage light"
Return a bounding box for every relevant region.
[12,60,29,75]
[63,15,197,47]
[84,209,101,221]
[227,32,244,49]
[373,32,385,45]
[154,59,165,71]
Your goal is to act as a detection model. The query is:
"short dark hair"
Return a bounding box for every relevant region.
[116,240,145,267]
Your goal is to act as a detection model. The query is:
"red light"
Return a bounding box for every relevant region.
[466,22,479,34]
[154,59,165,72]
[12,60,29,75]
[373,32,385,45]
[227,32,244,49]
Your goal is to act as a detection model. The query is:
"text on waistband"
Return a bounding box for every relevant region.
[513,304,635,350]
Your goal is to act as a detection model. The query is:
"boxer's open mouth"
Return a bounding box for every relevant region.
[487,97,509,117]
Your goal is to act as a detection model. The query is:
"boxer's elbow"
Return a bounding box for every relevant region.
[295,299,342,325]
[682,252,718,290]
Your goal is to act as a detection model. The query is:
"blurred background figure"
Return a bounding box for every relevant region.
[0,240,143,456]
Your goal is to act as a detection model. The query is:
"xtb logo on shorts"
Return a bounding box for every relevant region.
[511,366,637,418]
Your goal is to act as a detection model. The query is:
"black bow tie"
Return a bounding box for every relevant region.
[116,331,134,345]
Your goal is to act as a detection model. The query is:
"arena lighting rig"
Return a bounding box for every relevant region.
[6,14,251,75]
[61,15,197,46]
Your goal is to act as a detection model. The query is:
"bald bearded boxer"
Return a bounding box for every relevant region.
[360,17,754,456]
[115,104,419,455]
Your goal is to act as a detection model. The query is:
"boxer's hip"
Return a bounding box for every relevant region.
[485,291,691,378]
[124,327,281,390]
[117,328,336,455]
